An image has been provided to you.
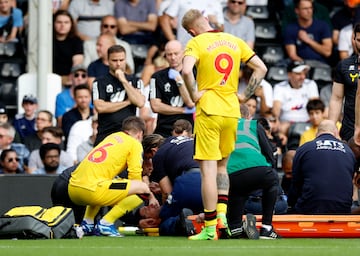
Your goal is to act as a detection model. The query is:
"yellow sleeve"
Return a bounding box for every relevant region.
[127,141,144,181]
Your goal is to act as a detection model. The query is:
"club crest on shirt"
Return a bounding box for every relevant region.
[106,84,113,93]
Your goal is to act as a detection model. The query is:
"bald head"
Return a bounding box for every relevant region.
[165,40,183,69]
[316,120,338,137]
[165,40,182,52]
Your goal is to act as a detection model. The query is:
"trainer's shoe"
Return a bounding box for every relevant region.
[229,226,247,239]
[94,222,124,237]
[216,213,230,238]
[243,214,259,240]
[80,220,94,236]
[180,208,196,236]
[259,226,281,239]
[189,226,218,240]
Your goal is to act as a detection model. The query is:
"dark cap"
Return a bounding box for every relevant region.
[22,94,38,104]
[71,64,87,74]
[0,102,7,114]
[287,61,310,73]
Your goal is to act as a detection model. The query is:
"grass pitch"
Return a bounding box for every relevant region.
[0,236,359,256]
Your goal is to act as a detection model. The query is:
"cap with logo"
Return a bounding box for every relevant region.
[22,94,38,104]
[287,61,310,73]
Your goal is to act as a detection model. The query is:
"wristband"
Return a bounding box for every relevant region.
[176,80,184,87]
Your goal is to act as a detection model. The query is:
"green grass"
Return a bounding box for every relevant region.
[0,236,360,256]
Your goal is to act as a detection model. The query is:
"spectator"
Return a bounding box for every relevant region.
[281,0,332,36]
[68,0,114,41]
[13,94,38,143]
[114,0,157,46]
[149,40,194,137]
[0,102,8,124]
[23,110,53,153]
[86,33,115,88]
[283,0,332,64]
[27,126,73,173]
[55,64,88,127]
[0,122,29,173]
[52,0,70,13]
[329,23,360,142]
[0,148,21,174]
[272,61,319,135]
[76,115,98,163]
[0,0,23,43]
[61,84,93,149]
[261,111,288,160]
[288,120,356,214]
[160,0,224,47]
[92,45,145,146]
[83,15,134,74]
[66,116,95,164]
[244,95,257,120]
[223,0,255,49]
[299,99,327,146]
[53,9,84,86]
[331,0,360,46]
[32,143,66,175]
[338,23,355,60]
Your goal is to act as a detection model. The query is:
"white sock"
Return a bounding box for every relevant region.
[100,219,113,226]
[262,224,272,231]
[83,218,94,225]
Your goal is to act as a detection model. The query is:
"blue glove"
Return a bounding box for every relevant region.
[184,106,195,114]
[168,68,180,80]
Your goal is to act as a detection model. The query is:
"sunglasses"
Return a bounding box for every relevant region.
[7,157,19,163]
[102,24,116,29]
[230,0,245,5]
[74,73,87,78]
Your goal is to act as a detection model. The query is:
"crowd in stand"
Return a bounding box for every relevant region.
[1,0,360,238]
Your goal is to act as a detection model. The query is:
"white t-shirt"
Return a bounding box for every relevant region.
[338,24,353,57]
[273,79,319,122]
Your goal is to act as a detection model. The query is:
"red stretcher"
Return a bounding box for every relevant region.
[188,215,360,238]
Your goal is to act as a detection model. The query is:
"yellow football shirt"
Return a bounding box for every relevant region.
[184,31,255,118]
[69,131,143,192]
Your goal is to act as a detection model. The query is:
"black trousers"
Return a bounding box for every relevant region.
[227,166,278,228]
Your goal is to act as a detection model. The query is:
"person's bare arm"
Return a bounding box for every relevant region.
[159,176,173,204]
[328,82,344,123]
[93,98,131,114]
[272,100,282,120]
[118,14,157,35]
[298,30,332,58]
[150,98,189,115]
[115,69,145,108]
[159,14,176,41]
[242,55,268,101]
[182,56,207,103]
[285,44,303,61]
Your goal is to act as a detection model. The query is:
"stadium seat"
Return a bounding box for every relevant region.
[287,122,311,150]
[261,45,285,65]
[266,66,288,85]
[246,5,270,19]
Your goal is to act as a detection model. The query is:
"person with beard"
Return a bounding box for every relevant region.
[32,143,66,175]
[329,23,360,142]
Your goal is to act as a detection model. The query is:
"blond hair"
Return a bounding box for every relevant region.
[182,9,203,32]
